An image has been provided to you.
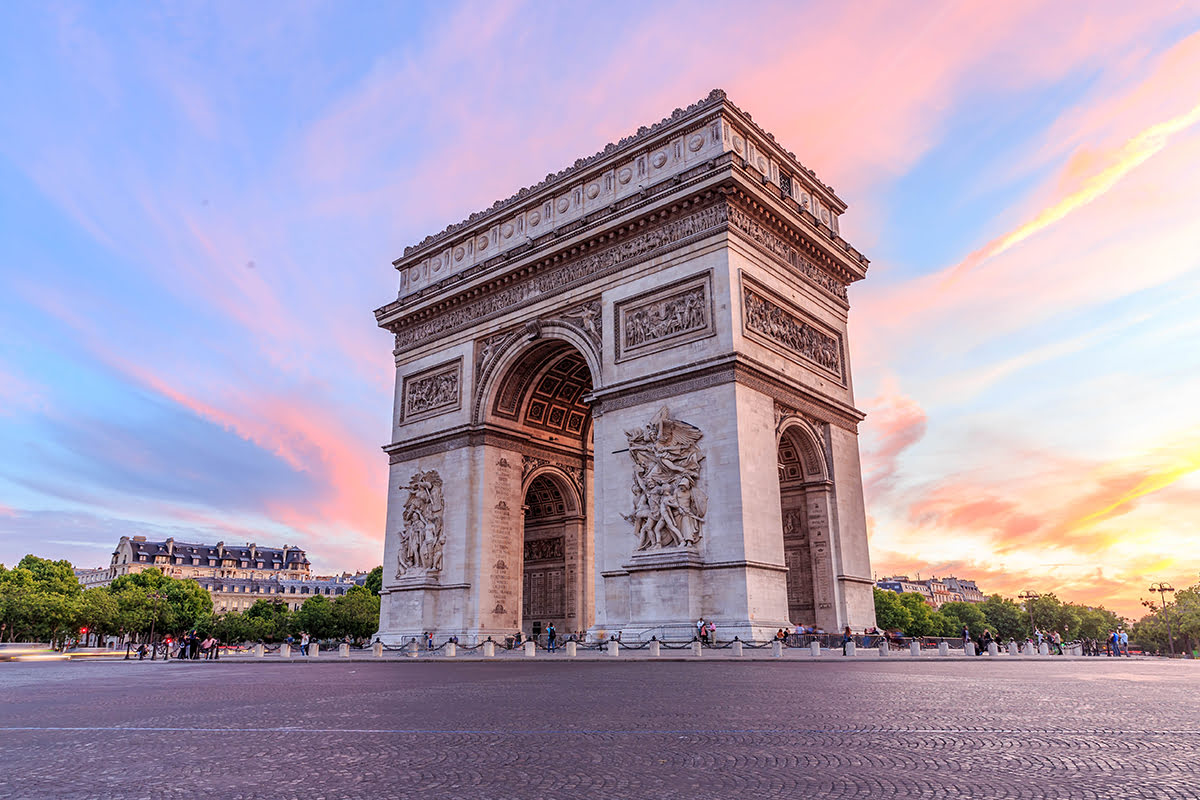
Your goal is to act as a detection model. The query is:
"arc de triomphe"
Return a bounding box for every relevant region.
[374,90,876,644]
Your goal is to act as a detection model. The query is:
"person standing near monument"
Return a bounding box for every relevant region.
[547,623,557,653]
[1118,629,1129,656]
[300,632,310,657]
[696,618,706,644]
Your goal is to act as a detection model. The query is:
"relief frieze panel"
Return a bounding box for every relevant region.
[400,359,462,423]
[392,203,729,351]
[614,272,714,362]
[728,203,848,301]
[742,280,844,381]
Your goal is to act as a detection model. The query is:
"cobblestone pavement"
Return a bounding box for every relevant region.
[1,660,1196,799]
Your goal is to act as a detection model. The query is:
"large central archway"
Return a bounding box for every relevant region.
[486,336,595,640]
[777,422,835,630]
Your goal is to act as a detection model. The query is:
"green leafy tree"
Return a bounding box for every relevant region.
[939,601,988,638]
[897,592,938,637]
[243,599,292,642]
[108,569,212,639]
[872,588,912,632]
[332,586,381,641]
[979,595,1028,641]
[364,566,383,596]
[79,588,121,640]
[17,555,82,597]
[293,595,335,640]
[1027,594,1081,638]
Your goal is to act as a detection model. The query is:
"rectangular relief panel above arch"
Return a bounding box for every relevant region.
[613,270,716,363]
[739,273,846,386]
[399,358,463,425]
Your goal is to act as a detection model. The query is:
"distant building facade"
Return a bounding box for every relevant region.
[78,536,367,613]
[876,574,987,608]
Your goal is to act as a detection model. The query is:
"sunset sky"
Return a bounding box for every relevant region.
[2,2,1198,618]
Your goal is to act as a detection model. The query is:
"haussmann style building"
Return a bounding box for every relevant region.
[372,90,877,644]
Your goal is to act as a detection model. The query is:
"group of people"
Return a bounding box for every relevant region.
[1081,629,1130,657]
[167,631,220,660]
[695,618,717,644]
[284,632,313,656]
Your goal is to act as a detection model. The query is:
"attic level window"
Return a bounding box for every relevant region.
[779,172,793,199]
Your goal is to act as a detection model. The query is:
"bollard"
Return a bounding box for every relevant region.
[373,641,383,658]
[732,640,743,657]
[310,642,320,658]
[607,639,620,657]
[1008,642,1018,657]
[910,641,921,657]
[524,640,536,658]
[339,643,350,658]
[1039,642,1050,656]
[649,640,661,657]
[810,641,821,657]
[843,641,856,657]
[445,642,456,658]
[938,642,949,656]
[965,642,976,657]
[772,640,783,658]
[254,644,265,658]
[1022,642,1035,656]
[406,638,419,658]
[691,640,703,657]
[987,642,998,657]
[482,640,495,658]
[281,643,292,659]
[878,642,888,658]
[566,640,577,657]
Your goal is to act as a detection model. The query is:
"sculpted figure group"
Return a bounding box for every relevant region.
[396,470,445,576]
[624,407,708,550]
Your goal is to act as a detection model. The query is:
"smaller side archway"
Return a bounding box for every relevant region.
[777,421,832,629]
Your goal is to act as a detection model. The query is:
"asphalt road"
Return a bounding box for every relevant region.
[0,659,1196,799]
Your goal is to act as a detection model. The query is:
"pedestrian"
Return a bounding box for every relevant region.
[425,631,434,650]
[137,643,148,661]
[286,633,295,654]
[1118,629,1129,657]
[696,617,706,644]
[547,623,557,653]
[842,625,853,655]
[961,625,970,649]
[706,620,716,645]
[201,636,214,660]
[300,632,310,657]
[212,636,220,661]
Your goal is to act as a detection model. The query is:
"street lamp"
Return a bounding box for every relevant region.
[1018,590,1040,636]
[147,592,166,660]
[1148,582,1176,656]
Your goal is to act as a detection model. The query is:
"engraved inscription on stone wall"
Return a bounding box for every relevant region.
[393,203,728,350]
[615,273,714,362]
[742,285,843,378]
[401,360,461,422]
[728,204,848,301]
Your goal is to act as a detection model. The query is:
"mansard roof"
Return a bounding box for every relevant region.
[122,538,310,565]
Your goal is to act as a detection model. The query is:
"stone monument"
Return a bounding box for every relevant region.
[373,90,876,644]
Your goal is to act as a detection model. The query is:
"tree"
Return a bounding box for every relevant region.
[79,588,120,641]
[17,555,81,597]
[243,599,292,642]
[332,586,381,641]
[979,595,1028,641]
[364,566,383,596]
[293,595,335,640]
[873,588,912,632]
[939,601,988,638]
[1027,594,1080,638]
[897,592,938,637]
[108,569,212,639]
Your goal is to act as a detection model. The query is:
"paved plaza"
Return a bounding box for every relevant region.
[0,659,1195,799]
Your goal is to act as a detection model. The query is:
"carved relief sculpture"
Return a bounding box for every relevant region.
[396,470,445,577]
[402,360,461,422]
[623,407,708,550]
[615,273,714,361]
[743,287,842,376]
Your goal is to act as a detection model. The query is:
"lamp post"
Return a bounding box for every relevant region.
[1018,590,1040,636]
[1148,582,1176,656]
[147,592,166,660]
